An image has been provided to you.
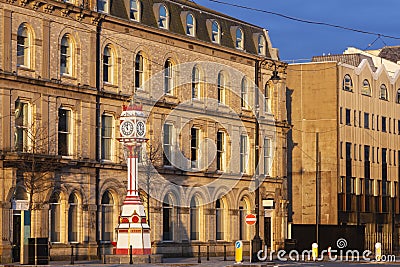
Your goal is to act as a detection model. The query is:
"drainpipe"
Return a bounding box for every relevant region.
[95,16,104,257]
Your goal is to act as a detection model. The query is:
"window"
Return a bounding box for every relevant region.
[163,124,172,166]
[158,5,168,29]
[103,45,115,84]
[68,193,78,242]
[15,100,29,152]
[264,82,271,113]
[17,24,31,67]
[240,135,248,173]
[101,190,114,241]
[380,84,388,100]
[60,35,73,75]
[192,66,201,99]
[49,192,61,242]
[396,89,400,104]
[215,199,224,240]
[345,108,351,125]
[97,0,108,13]
[58,108,72,156]
[216,131,225,171]
[258,34,266,56]
[239,198,248,240]
[163,194,174,241]
[364,112,369,129]
[398,120,400,135]
[190,196,199,240]
[342,74,353,91]
[101,115,113,160]
[339,107,343,124]
[264,138,271,176]
[211,20,220,43]
[186,13,195,36]
[191,128,200,169]
[217,72,226,103]
[130,0,140,21]
[164,59,174,94]
[353,110,357,127]
[134,53,144,90]
[362,79,371,95]
[241,77,248,108]
[382,116,387,132]
[372,115,375,130]
[236,28,244,50]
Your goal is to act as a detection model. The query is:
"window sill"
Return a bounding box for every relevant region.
[17,66,35,72]
[61,74,77,80]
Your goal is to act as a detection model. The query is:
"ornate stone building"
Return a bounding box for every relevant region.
[0,0,288,262]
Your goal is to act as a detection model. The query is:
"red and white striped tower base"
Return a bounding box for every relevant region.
[115,104,151,255]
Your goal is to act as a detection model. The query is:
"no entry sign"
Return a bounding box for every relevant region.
[245,214,257,225]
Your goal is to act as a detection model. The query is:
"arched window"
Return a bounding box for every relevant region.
[264,82,271,113]
[135,53,144,90]
[215,199,224,240]
[186,13,195,36]
[17,24,31,67]
[362,79,371,96]
[258,34,266,56]
[211,20,220,44]
[130,0,140,21]
[159,5,169,29]
[241,77,248,108]
[342,74,353,91]
[68,193,78,242]
[239,197,248,240]
[164,59,174,94]
[380,84,388,100]
[49,192,61,242]
[236,28,244,50]
[103,45,115,84]
[60,34,73,75]
[217,72,226,103]
[162,194,174,241]
[190,196,199,240]
[192,66,201,99]
[396,89,400,104]
[101,190,114,241]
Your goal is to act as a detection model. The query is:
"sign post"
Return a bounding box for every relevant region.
[235,240,243,264]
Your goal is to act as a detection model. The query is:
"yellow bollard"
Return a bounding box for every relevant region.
[312,243,318,261]
[235,241,243,263]
[375,242,382,261]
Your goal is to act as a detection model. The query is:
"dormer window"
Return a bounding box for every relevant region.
[380,84,388,100]
[211,20,220,44]
[236,28,244,50]
[130,0,140,21]
[159,5,169,29]
[186,13,195,36]
[342,74,353,91]
[258,34,266,56]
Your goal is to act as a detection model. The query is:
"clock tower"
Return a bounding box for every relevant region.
[114,103,151,255]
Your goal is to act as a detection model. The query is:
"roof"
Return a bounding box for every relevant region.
[108,0,272,57]
[378,46,400,63]
[311,54,376,71]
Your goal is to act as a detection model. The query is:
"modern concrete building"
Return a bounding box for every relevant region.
[0,0,289,262]
[287,46,400,253]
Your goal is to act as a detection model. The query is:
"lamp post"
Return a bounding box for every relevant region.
[252,59,280,262]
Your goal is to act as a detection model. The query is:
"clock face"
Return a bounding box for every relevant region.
[136,120,146,137]
[120,120,135,137]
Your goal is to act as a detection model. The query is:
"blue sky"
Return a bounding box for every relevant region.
[194,0,400,62]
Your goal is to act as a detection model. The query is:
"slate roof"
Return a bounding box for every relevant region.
[312,54,376,71]
[108,0,271,58]
[378,46,400,63]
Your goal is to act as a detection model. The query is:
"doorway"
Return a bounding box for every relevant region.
[12,211,21,262]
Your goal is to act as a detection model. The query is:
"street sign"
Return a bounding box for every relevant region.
[235,241,243,263]
[245,214,257,225]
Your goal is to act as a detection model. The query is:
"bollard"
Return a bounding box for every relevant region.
[102,243,106,264]
[375,242,382,261]
[129,245,133,264]
[198,245,201,263]
[223,244,227,261]
[312,243,318,261]
[70,245,74,265]
[207,245,209,261]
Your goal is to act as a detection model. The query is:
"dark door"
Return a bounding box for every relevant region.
[12,212,21,262]
[264,217,271,247]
